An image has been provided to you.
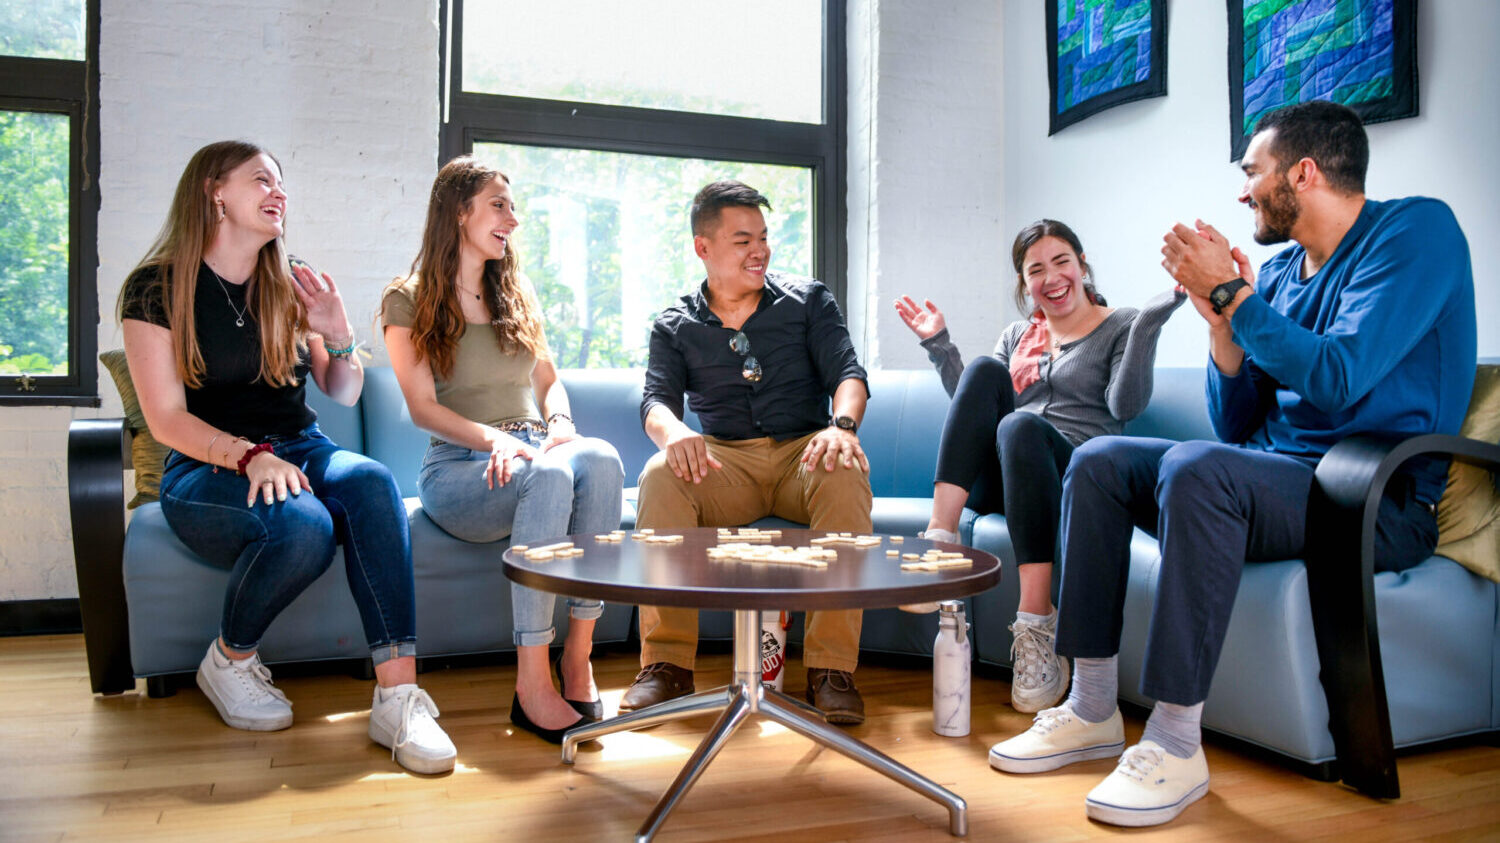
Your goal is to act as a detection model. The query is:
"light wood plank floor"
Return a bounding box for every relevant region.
[3,634,1497,842]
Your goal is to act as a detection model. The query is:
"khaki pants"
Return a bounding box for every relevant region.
[635,431,873,673]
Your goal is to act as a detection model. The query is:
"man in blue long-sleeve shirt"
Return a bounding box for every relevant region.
[987,101,1476,826]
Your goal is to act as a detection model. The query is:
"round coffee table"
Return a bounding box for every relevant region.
[503,527,1001,841]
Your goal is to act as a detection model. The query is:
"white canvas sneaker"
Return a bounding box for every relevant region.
[1008,613,1069,713]
[988,702,1125,773]
[1085,740,1210,827]
[195,641,293,731]
[369,684,457,774]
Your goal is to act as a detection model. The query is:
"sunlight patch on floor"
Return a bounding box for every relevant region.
[323,709,370,723]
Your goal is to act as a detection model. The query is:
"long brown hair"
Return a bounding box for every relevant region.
[385,155,548,379]
[1010,219,1105,314]
[119,140,305,388]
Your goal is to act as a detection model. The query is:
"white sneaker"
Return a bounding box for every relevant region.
[1085,741,1209,827]
[988,702,1124,773]
[195,642,293,731]
[901,529,962,613]
[1008,613,1069,713]
[369,684,457,774]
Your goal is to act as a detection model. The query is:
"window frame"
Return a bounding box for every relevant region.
[0,0,101,406]
[437,0,847,307]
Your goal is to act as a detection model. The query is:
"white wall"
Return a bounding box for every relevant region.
[996,0,1500,367]
[846,0,1007,370]
[0,0,439,601]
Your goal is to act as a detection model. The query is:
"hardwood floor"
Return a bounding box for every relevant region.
[3,634,1496,842]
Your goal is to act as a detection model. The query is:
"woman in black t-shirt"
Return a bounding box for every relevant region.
[119,141,455,773]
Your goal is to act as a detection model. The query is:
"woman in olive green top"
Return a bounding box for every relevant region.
[381,156,624,744]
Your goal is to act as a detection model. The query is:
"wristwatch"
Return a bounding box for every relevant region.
[832,415,858,434]
[1210,278,1251,315]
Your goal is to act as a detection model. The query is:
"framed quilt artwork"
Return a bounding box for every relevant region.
[1228,0,1418,160]
[1047,0,1168,135]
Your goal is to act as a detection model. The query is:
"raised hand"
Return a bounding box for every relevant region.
[894,295,947,340]
[1161,219,1240,297]
[290,260,353,345]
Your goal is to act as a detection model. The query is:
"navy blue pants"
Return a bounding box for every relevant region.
[934,355,1075,564]
[1055,436,1438,705]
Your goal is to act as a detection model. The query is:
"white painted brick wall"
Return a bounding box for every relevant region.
[0,0,438,600]
[846,0,1007,371]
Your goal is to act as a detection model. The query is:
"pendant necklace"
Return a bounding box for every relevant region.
[207,264,250,327]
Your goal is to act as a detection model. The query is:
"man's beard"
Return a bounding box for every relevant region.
[1252,178,1300,245]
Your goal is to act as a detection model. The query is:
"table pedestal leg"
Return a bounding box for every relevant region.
[569,609,968,841]
[562,688,731,763]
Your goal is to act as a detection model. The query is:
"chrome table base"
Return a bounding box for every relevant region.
[561,609,968,842]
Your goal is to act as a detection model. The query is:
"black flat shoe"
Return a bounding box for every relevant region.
[554,653,604,720]
[509,693,584,745]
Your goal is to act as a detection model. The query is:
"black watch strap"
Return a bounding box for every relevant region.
[833,415,858,434]
[1210,278,1250,315]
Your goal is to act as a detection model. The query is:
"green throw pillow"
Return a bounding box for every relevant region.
[98,349,170,509]
[1435,364,1500,583]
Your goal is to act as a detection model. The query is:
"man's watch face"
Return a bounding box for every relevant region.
[834,415,857,432]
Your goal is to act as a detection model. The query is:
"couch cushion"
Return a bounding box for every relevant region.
[122,503,369,676]
[1123,367,1216,442]
[99,349,170,509]
[361,366,430,496]
[861,370,953,498]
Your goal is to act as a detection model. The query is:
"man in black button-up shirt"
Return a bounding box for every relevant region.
[623,180,874,725]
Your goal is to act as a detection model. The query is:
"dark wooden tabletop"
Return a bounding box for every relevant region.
[502,527,1001,611]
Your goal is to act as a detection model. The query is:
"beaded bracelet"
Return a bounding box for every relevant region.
[325,336,357,358]
[546,412,573,426]
[236,442,275,475]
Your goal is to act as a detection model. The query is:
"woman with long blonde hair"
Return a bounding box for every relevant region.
[120,140,455,773]
[381,156,623,744]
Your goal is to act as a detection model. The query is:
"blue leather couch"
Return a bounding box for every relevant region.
[69,365,1499,796]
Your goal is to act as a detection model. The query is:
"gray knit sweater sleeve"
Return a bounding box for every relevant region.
[1105,288,1188,420]
[918,329,964,397]
[919,321,1028,397]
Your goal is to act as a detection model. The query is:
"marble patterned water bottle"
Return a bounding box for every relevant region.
[932,600,971,736]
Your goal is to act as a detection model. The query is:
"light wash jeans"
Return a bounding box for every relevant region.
[417,431,624,647]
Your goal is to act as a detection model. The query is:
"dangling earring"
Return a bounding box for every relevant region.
[216,200,225,222]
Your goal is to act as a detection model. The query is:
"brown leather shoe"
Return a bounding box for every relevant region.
[619,662,695,713]
[806,668,865,725]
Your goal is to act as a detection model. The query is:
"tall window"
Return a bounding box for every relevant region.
[0,0,99,404]
[442,0,845,369]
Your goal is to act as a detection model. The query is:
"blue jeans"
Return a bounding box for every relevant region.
[1055,436,1439,705]
[159,425,417,666]
[417,432,624,647]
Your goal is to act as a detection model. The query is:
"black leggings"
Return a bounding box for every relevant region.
[933,355,1075,564]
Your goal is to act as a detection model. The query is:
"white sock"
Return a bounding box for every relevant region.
[376,683,418,703]
[1016,609,1055,627]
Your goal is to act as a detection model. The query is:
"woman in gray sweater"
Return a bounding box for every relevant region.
[895,219,1184,714]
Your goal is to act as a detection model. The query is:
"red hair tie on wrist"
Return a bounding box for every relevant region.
[237,442,275,475]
